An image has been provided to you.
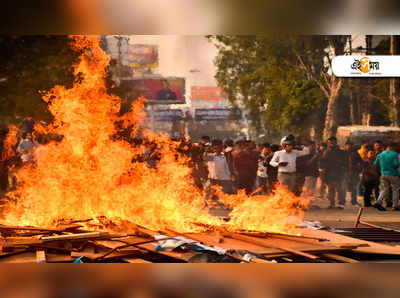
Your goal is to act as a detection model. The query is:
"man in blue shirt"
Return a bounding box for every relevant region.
[373,143,400,211]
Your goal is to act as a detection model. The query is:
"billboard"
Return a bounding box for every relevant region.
[146,109,184,122]
[123,78,186,104]
[194,109,242,121]
[128,44,159,69]
[191,86,226,101]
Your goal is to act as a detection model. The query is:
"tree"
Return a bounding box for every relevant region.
[290,36,348,139]
[208,35,347,140]
[0,35,82,124]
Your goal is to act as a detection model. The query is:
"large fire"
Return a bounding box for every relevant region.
[0,36,307,234]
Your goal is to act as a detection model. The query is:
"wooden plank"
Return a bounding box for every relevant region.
[46,254,74,263]
[36,250,46,263]
[302,228,400,255]
[71,250,141,260]
[223,232,320,260]
[260,246,362,258]
[251,257,275,263]
[359,221,400,233]
[322,253,359,263]
[94,238,192,262]
[122,257,152,263]
[0,252,36,263]
[2,239,44,248]
[41,232,109,242]
[239,231,327,242]
[0,249,30,260]
[0,225,62,232]
[0,224,82,232]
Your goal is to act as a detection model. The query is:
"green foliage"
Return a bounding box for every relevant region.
[208,35,328,138]
[0,36,81,124]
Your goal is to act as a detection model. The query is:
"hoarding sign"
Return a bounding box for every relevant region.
[194,109,242,121]
[146,109,184,122]
[191,86,226,101]
[191,99,226,109]
[123,78,186,104]
[128,44,159,68]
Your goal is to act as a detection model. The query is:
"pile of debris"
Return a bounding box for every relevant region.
[1,217,400,263]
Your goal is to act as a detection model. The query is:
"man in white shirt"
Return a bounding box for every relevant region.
[17,133,39,163]
[204,140,234,195]
[270,137,309,193]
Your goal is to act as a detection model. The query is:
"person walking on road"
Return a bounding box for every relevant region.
[318,137,347,209]
[344,141,363,206]
[373,143,400,211]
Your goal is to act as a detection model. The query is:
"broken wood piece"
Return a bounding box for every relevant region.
[94,237,175,260]
[250,257,275,263]
[0,225,61,232]
[2,239,44,248]
[353,207,364,228]
[36,250,46,263]
[239,231,327,242]
[94,238,192,262]
[330,243,369,249]
[41,232,109,242]
[223,232,320,260]
[122,257,151,263]
[71,250,141,260]
[358,221,400,234]
[322,253,359,263]
[0,224,84,233]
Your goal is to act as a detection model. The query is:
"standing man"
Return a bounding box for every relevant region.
[298,141,320,197]
[256,143,273,195]
[361,150,380,207]
[269,136,309,194]
[374,140,384,156]
[317,142,328,198]
[344,141,363,206]
[319,137,347,209]
[373,143,400,211]
[373,140,384,203]
[233,140,258,195]
[204,140,235,199]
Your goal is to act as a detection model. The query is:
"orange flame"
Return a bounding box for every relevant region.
[0,36,308,235]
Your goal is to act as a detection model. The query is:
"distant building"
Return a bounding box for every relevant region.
[102,35,249,140]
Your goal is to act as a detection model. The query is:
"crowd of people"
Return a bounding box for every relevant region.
[1,118,400,212]
[176,134,400,211]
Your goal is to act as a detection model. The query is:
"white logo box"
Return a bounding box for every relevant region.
[332,56,400,77]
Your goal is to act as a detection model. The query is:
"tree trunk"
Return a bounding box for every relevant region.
[361,82,372,126]
[349,89,356,125]
[389,36,399,126]
[323,76,343,140]
[389,78,399,126]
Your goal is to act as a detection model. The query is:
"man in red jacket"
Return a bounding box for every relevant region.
[233,140,258,195]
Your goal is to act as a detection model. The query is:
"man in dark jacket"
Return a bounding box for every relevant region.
[319,137,347,209]
[362,150,380,207]
[344,141,363,206]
